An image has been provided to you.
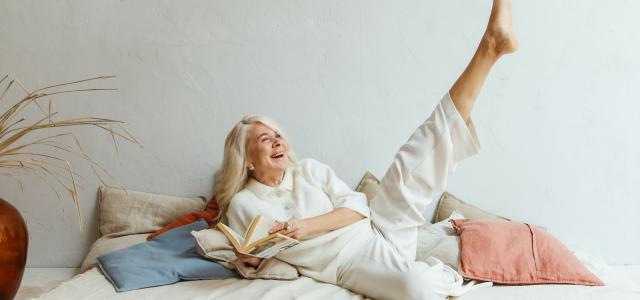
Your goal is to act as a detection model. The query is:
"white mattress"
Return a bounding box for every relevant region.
[36,267,365,300]
[36,250,640,300]
[35,267,640,300]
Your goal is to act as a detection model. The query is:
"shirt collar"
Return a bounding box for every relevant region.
[246,167,294,198]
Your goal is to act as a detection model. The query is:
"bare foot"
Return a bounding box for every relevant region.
[481,0,519,57]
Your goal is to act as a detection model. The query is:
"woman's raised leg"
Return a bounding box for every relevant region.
[450,0,518,122]
[368,0,518,262]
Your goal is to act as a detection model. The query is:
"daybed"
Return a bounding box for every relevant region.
[35,181,640,300]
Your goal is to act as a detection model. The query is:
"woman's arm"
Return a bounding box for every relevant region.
[269,159,370,240]
[238,207,364,267]
[269,207,364,240]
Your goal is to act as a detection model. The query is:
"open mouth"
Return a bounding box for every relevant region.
[271,152,285,159]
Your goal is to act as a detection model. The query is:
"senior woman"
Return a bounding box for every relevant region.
[215,1,518,299]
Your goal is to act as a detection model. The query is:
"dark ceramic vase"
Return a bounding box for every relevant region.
[0,198,28,300]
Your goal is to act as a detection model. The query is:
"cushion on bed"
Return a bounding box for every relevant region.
[191,228,300,280]
[354,172,505,225]
[416,210,465,268]
[80,187,208,272]
[434,192,509,223]
[234,257,300,280]
[191,227,236,269]
[147,195,220,240]
[98,185,207,237]
[355,171,380,202]
[96,220,236,292]
[80,233,148,273]
[451,219,604,286]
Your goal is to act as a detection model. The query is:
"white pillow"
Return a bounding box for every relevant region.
[416,210,465,269]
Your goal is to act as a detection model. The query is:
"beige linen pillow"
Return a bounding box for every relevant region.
[433,192,509,223]
[355,171,380,202]
[233,257,299,280]
[191,228,299,280]
[98,186,207,237]
[190,227,236,269]
[416,210,465,269]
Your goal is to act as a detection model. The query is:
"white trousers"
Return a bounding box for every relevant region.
[336,93,486,300]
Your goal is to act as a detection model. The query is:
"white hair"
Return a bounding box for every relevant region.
[214,115,296,224]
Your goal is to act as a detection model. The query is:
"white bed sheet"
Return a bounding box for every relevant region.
[37,250,640,300]
[35,267,640,300]
[35,267,364,300]
[455,284,639,300]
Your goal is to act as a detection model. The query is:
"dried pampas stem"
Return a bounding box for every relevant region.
[0,75,141,236]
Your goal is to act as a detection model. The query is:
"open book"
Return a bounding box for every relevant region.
[217,215,300,258]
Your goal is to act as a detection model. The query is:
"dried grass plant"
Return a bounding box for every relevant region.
[0,75,142,235]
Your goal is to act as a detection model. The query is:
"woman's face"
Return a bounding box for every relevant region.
[246,122,289,176]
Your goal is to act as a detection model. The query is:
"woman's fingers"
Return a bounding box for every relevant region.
[233,248,246,259]
[244,256,262,267]
[281,227,299,238]
[269,221,286,234]
[233,249,263,267]
[269,219,304,239]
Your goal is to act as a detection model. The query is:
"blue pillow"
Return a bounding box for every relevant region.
[96,220,237,292]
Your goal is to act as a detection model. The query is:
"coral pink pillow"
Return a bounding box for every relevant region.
[451,219,603,286]
[147,195,219,240]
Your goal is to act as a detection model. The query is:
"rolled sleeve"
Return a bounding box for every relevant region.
[442,92,481,164]
[332,191,371,219]
[311,160,371,219]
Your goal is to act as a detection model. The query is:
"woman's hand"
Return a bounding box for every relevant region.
[269,218,312,240]
[232,248,262,268]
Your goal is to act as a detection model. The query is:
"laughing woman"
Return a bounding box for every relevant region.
[215,0,518,299]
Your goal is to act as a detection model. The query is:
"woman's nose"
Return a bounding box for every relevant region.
[272,138,281,148]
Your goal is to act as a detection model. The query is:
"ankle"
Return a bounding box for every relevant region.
[480,29,518,58]
[478,35,503,60]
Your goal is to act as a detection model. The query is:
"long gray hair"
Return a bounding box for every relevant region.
[214,115,296,224]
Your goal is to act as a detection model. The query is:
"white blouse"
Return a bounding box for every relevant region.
[226,158,374,284]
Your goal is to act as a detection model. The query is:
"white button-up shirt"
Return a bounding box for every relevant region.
[226,158,373,284]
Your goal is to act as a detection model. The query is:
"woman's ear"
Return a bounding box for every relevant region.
[244,145,254,171]
[245,157,255,171]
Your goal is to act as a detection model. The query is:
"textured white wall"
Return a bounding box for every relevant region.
[1,0,638,267]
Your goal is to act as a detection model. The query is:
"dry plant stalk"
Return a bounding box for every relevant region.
[0,75,142,235]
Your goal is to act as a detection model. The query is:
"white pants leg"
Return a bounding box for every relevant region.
[337,93,482,300]
[370,92,481,261]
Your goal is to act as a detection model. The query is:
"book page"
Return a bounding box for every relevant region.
[216,223,244,251]
[245,215,276,246]
[246,234,300,258]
